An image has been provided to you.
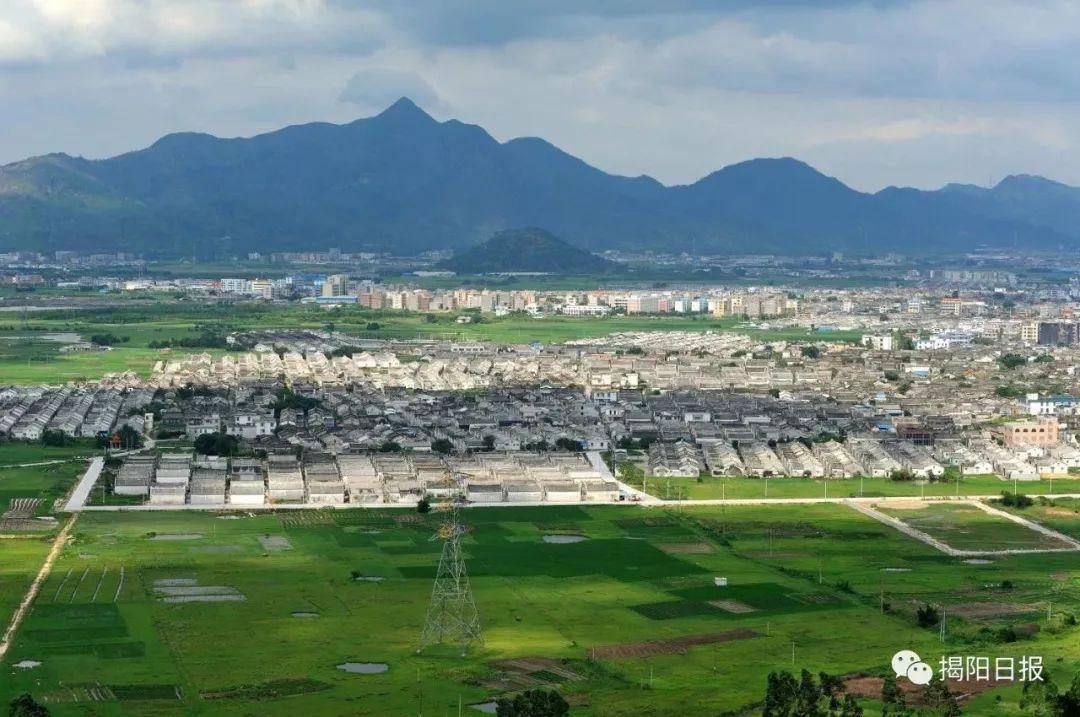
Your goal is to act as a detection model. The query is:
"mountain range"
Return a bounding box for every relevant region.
[1,97,1079,258]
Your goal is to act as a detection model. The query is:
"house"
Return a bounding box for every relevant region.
[647,441,703,478]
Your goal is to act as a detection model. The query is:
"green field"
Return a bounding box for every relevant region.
[877,502,1074,551]
[0,301,859,384]
[2,504,1079,715]
[0,462,85,517]
[635,473,1080,501]
[1001,498,1080,540]
[0,441,101,467]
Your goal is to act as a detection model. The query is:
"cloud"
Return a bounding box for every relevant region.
[338,67,442,111]
[0,0,389,66]
[2,0,1080,192]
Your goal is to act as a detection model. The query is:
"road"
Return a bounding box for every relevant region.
[586,450,658,503]
[64,457,104,512]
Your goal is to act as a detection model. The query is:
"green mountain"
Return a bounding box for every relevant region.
[0,97,1077,257]
[438,228,616,274]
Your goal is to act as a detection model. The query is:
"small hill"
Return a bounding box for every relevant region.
[438,228,617,274]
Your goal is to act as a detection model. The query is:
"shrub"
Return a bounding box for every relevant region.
[916,603,940,628]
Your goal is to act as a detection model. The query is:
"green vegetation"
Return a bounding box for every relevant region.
[192,433,240,457]
[2,503,1079,715]
[7,693,50,717]
[877,502,1072,551]
[999,353,1028,370]
[639,473,1080,500]
[439,228,616,275]
[0,302,862,384]
[496,688,570,716]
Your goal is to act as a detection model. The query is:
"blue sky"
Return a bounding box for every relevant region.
[1,0,1078,191]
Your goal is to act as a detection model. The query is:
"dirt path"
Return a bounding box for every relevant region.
[0,514,78,662]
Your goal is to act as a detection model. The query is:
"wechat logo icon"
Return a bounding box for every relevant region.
[892,650,933,686]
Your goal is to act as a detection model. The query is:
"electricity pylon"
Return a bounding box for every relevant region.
[419,478,482,655]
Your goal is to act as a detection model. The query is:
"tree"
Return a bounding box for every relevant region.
[839,694,863,717]
[8,694,49,717]
[431,438,455,455]
[916,603,941,628]
[801,345,822,359]
[40,429,72,447]
[495,689,569,717]
[554,437,582,452]
[1000,491,1034,508]
[763,671,798,717]
[795,669,825,717]
[762,670,861,717]
[1055,674,1080,716]
[1020,670,1057,716]
[880,674,908,717]
[998,353,1027,370]
[416,497,431,514]
[922,676,960,717]
[194,432,238,457]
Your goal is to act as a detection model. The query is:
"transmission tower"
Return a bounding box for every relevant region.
[419,477,482,655]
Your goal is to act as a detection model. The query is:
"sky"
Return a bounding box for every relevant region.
[1,0,1079,191]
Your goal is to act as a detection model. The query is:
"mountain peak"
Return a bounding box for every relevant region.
[375,97,435,123]
[994,173,1069,191]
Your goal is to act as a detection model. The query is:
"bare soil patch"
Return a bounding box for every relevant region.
[590,628,760,660]
[708,599,756,614]
[947,601,1039,619]
[845,675,1007,703]
[658,542,714,554]
[484,657,585,689]
[257,535,292,552]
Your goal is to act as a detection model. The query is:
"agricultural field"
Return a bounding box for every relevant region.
[2,504,1079,715]
[1000,498,1080,540]
[0,441,101,467]
[0,462,85,518]
[0,301,859,384]
[876,502,1076,552]
[636,472,1080,501]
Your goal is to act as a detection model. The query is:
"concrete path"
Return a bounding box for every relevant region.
[848,499,1080,557]
[586,451,658,504]
[64,457,104,512]
[0,515,77,662]
[973,499,1080,549]
[71,491,1080,512]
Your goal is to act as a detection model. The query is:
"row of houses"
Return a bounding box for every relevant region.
[109,450,620,507]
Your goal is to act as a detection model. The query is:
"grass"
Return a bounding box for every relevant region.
[0,462,85,516]
[1,504,1079,715]
[0,344,175,383]
[0,301,861,384]
[639,473,1080,500]
[877,502,1073,551]
[0,441,101,466]
[1000,498,1080,540]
